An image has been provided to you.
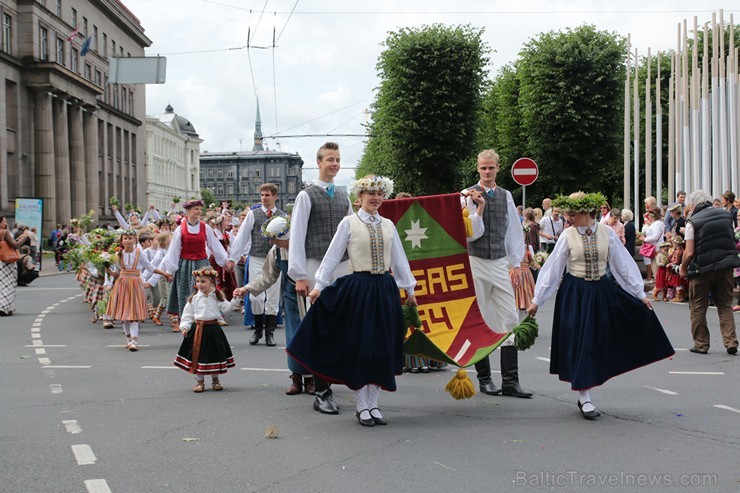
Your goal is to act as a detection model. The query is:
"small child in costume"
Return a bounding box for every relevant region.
[653,242,671,301]
[666,236,687,303]
[151,232,175,329]
[106,230,171,351]
[174,267,241,392]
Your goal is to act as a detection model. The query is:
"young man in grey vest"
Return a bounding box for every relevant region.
[288,142,353,414]
[230,183,286,346]
[463,149,533,398]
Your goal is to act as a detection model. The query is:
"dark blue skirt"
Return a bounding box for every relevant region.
[551,273,675,390]
[286,272,405,391]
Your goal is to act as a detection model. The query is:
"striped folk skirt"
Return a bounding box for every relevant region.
[174,320,235,375]
[168,258,210,317]
[510,265,536,310]
[105,269,148,322]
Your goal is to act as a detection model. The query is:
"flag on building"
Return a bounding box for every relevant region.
[80,36,92,56]
[66,27,79,43]
[379,193,510,368]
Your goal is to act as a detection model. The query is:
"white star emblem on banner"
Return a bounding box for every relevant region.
[404,220,428,249]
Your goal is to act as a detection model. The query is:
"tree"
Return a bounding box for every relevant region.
[200,188,216,206]
[360,24,489,195]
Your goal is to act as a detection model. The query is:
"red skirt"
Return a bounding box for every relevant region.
[655,266,668,289]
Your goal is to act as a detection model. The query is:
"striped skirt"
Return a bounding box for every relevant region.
[510,266,535,310]
[106,269,148,321]
[174,320,235,375]
[167,258,210,317]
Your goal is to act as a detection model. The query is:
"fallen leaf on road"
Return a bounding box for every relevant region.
[182,437,201,442]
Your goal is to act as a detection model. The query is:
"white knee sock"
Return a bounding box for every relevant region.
[578,390,595,412]
[354,386,368,413]
[367,385,382,418]
[122,321,131,336]
[129,322,139,338]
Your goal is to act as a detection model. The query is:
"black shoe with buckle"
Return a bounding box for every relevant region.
[355,409,374,427]
[578,400,601,420]
[369,408,387,426]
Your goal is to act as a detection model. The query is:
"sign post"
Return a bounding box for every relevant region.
[511,158,539,209]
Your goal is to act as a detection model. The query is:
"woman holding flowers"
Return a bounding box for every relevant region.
[526,192,674,420]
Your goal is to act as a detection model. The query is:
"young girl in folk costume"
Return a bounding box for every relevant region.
[106,230,171,351]
[666,236,688,303]
[652,242,671,301]
[209,214,237,302]
[152,231,176,329]
[287,176,417,427]
[160,200,234,327]
[526,192,674,420]
[510,240,537,321]
[174,268,240,392]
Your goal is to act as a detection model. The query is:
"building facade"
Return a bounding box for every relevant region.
[0,0,151,235]
[146,104,201,212]
[199,108,303,210]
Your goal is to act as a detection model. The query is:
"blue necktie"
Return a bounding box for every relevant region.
[326,184,335,199]
[486,189,494,198]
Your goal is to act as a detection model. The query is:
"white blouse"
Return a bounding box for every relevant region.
[313,209,416,293]
[179,290,239,330]
[531,223,646,306]
[160,221,228,273]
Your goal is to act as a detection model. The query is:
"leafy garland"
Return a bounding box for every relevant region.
[552,192,607,213]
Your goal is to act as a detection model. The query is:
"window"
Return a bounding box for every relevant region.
[2,14,11,54]
[39,27,48,60]
[254,184,261,194]
[227,184,234,195]
[94,70,100,86]
[55,0,62,16]
[93,26,98,51]
[84,63,91,80]
[56,37,64,65]
[71,48,78,72]
[216,185,224,195]
[121,86,127,113]
[111,39,115,56]
[253,169,260,178]
[227,170,234,178]
[129,90,133,114]
[208,169,213,178]
[82,17,87,37]
[119,46,123,57]
[217,169,223,179]
[288,182,296,194]
[102,33,106,57]
[241,184,249,194]
[71,8,77,28]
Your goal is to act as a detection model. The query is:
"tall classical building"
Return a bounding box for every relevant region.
[200,107,303,210]
[0,0,151,234]
[146,104,201,212]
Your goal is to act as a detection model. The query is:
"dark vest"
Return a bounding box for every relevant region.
[250,208,286,258]
[304,185,350,261]
[466,184,508,260]
[687,203,740,278]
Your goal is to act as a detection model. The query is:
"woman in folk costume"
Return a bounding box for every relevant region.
[286,176,417,427]
[174,267,240,392]
[208,214,237,301]
[160,200,234,323]
[526,192,675,420]
[105,230,171,351]
[111,203,159,231]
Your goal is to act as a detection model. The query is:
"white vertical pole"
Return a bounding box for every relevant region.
[634,48,640,224]
[646,48,653,201]
[719,10,729,194]
[728,15,738,194]
[656,52,663,207]
[711,14,720,197]
[668,52,675,202]
[701,22,711,191]
[624,35,632,211]
[682,20,691,194]
[522,186,526,210]
[691,17,701,193]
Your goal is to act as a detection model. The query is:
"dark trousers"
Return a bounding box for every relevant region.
[688,268,737,350]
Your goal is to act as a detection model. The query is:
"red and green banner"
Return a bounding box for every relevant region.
[380,193,510,367]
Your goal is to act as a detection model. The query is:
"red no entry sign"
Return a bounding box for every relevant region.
[511,158,539,186]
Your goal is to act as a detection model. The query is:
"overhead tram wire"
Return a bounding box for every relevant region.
[272,0,301,148]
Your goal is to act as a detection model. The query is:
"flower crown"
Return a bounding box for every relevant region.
[119,229,138,237]
[349,176,394,197]
[192,267,218,278]
[261,216,290,239]
[552,192,607,213]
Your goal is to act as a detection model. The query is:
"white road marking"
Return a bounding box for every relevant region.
[240,367,291,372]
[25,344,67,347]
[713,405,740,414]
[44,365,92,369]
[673,348,689,351]
[141,366,177,369]
[35,348,46,355]
[643,385,678,395]
[31,333,41,339]
[40,310,51,314]
[535,357,550,363]
[32,340,42,346]
[32,322,42,327]
[63,420,82,434]
[669,371,725,375]
[50,384,63,394]
[31,327,40,333]
[71,444,97,465]
[84,479,112,493]
[38,357,51,365]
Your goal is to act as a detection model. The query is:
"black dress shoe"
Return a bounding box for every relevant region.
[727,347,738,355]
[369,408,387,426]
[313,390,339,415]
[689,347,708,354]
[479,380,502,395]
[577,400,601,420]
[355,409,374,427]
[502,383,533,398]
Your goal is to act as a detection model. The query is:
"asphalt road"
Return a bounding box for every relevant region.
[2,273,738,493]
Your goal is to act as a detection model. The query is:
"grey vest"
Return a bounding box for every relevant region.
[466,184,508,260]
[305,185,350,261]
[250,208,286,258]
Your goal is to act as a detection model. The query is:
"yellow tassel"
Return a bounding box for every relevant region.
[445,368,476,400]
[462,208,473,238]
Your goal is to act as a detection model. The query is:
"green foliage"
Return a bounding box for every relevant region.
[201,188,216,206]
[360,24,489,195]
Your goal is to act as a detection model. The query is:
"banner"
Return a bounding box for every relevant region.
[380,193,509,367]
[15,197,43,243]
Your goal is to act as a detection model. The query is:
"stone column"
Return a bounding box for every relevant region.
[83,110,99,216]
[34,90,55,236]
[68,104,85,218]
[53,98,71,224]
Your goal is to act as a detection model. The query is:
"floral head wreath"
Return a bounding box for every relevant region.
[156,217,174,227]
[183,199,204,209]
[128,210,141,218]
[192,267,218,278]
[552,192,607,213]
[261,216,290,239]
[349,176,394,197]
[119,229,138,237]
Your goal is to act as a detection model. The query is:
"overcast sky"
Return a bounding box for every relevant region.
[122,0,735,186]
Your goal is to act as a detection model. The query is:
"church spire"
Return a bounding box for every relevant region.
[252,101,264,151]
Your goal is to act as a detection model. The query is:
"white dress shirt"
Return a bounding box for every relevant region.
[111,249,158,275]
[313,209,416,293]
[179,289,239,330]
[531,223,646,306]
[288,179,353,281]
[228,206,277,262]
[114,209,154,229]
[160,221,228,273]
